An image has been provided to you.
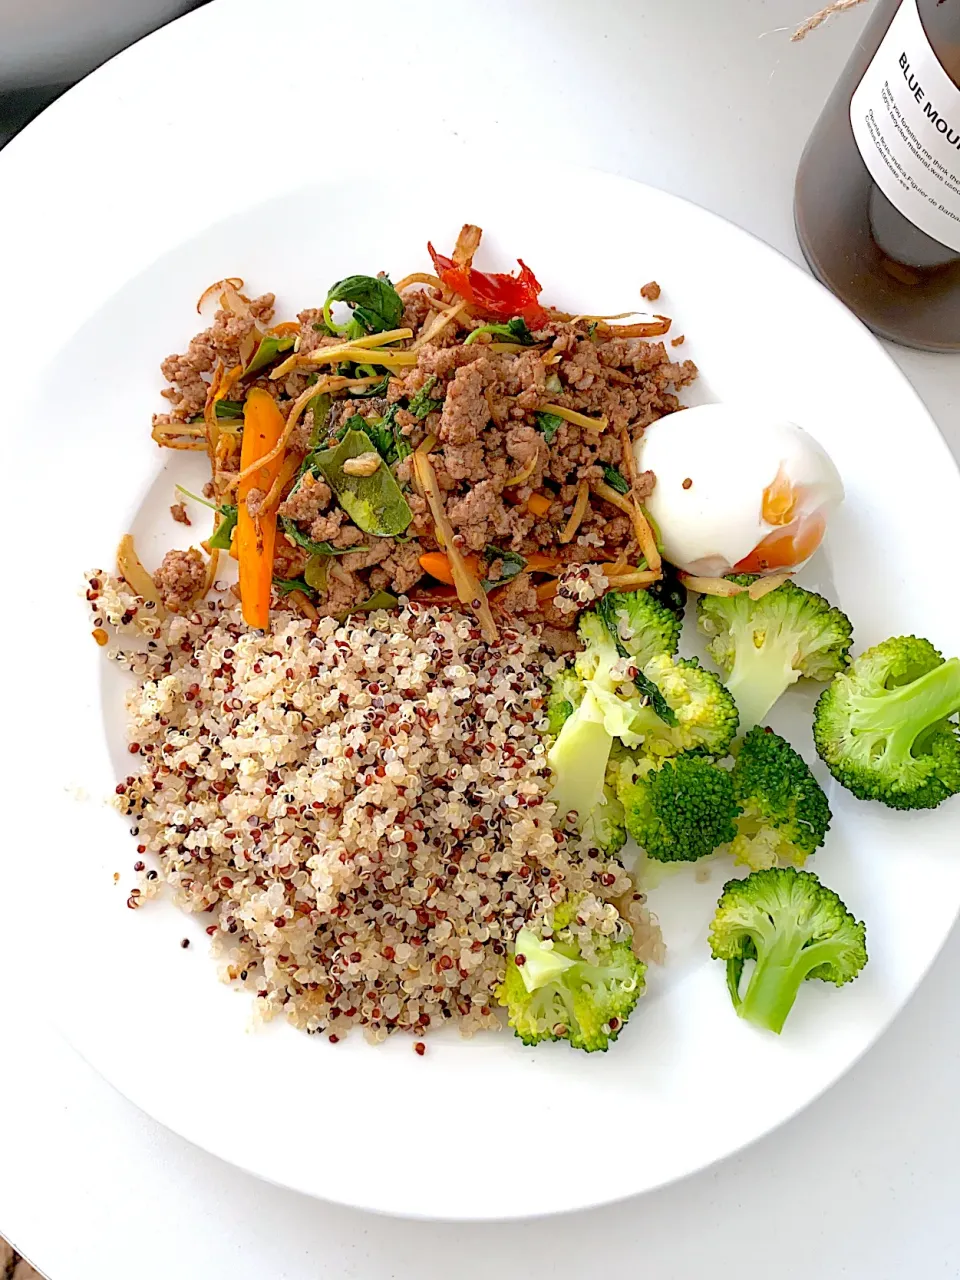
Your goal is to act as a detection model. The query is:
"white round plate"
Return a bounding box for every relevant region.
[7,160,960,1220]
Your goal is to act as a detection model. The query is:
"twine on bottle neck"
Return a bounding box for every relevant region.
[793,0,871,41]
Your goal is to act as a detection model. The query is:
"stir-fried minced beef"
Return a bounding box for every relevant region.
[154,249,697,628]
[154,547,206,612]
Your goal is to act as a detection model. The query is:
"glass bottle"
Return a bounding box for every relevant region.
[795,0,960,351]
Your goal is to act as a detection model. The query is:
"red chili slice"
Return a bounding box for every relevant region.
[427,243,549,327]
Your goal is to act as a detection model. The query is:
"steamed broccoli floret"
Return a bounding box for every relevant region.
[813,635,960,811]
[595,589,682,667]
[546,692,625,855]
[729,726,831,869]
[546,667,583,735]
[573,611,645,744]
[698,577,853,732]
[709,867,867,1034]
[631,654,739,759]
[497,911,646,1051]
[597,758,628,856]
[622,754,740,862]
[548,689,614,825]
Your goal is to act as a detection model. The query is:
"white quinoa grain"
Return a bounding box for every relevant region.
[87,572,661,1041]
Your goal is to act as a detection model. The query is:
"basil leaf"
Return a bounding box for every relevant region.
[323,274,403,336]
[280,463,369,557]
[306,392,332,452]
[273,575,316,597]
[312,428,413,537]
[208,505,238,551]
[280,517,363,557]
[340,589,399,619]
[535,411,564,444]
[631,669,678,726]
[244,334,296,377]
[408,375,443,419]
[187,399,245,424]
[464,316,537,346]
[350,374,391,399]
[303,556,329,594]
[481,545,527,591]
[335,405,409,465]
[602,465,630,495]
[596,592,677,726]
[385,403,412,462]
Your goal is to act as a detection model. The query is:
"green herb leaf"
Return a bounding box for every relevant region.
[340,589,399,619]
[244,334,296,378]
[350,373,391,399]
[323,274,403,337]
[596,594,677,726]
[175,485,238,551]
[384,403,412,462]
[187,399,245,425]
[408,375,443,420]
[312,428,413,537]
[303,556,329,594]
[279,465,368,557]
[464,315,538,346]
[335,404,410,465]
[306,392,332,452]
[535,411,564,444]
[273,575,316,597]
[631,669,678,726]
[480,545,527,591]
[208,504,238,551]
[280,518,362,557]
[602,465,630,495]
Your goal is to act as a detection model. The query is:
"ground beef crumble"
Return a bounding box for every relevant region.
[155,275,697,627]
[154,548,206,612]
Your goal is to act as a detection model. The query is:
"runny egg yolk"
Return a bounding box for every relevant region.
[734,511,826,573]
[732,468,826,573]
[760,466,798,527]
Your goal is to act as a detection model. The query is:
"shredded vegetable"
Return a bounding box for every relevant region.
[237,389,287,629]
[413,451,498,642]
[116,534,166,615]
[747,571,795,600]
[196,276,244,314]
[590,479,661,571]
[558,481,590,543]
[679,573,749,597]
[537,402,608,432]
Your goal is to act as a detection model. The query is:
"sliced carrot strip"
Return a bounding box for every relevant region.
[237,388,286,629]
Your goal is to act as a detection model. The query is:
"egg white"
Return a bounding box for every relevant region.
[634,403,844,576]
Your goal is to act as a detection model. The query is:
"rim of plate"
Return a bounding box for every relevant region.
[4,140,960,1218]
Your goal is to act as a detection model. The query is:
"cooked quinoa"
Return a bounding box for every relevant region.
[88,573,662,1043]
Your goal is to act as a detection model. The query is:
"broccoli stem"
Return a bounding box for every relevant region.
[726,643,800,732]
[851,657,960,751]
[736,933,843,1034]
[547,692,614,825]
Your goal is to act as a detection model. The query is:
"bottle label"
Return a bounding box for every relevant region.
[850,0,960,253]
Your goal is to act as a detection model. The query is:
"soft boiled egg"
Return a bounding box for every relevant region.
[634,403,844,577]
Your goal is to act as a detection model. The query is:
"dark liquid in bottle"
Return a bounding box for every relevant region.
[795,0,960,351]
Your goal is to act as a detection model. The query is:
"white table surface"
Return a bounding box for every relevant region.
[1,1,958,1276]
